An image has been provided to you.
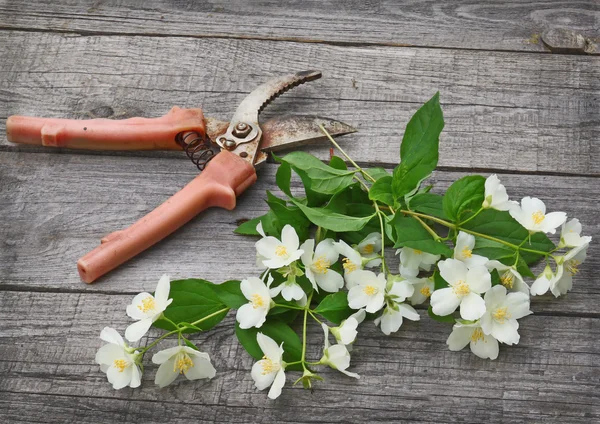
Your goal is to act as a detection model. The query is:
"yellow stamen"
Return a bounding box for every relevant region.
[174,353,194,374]
[420,286,432,298]
[343,258,357,273]
[137,296,156,313]
[461,246,473,258]
[363,285,378,296]
[251,293,265,309]
[313,255,330,274]
[275,245,288,257]
[260,356,279,375]
[362,244,375,254]
[566,259,581,275]
[413,249,423,255]
[453,280,470,297]
[470,328,485,342]
[532,211,545,225]
[500,271,514,289]
[492,307,511,324]
[113,359,128,372]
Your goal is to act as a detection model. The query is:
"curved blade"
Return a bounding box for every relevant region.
[231,70,322,126]
[254,115,357,165]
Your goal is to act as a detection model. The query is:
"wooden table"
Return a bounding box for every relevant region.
[1,2,599,422]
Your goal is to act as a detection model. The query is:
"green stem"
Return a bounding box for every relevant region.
[273,303,305,311]
[308,309,323,325]
[413,215,441,241]
[373,204,389,274]
[320,124,376,183]
[140,329,180,354]
[190,307,230,326]
[301,292,313,367]
[458,207,483,226]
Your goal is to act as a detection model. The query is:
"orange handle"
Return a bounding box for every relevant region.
[6,106,204,150]
[77,151,257,283]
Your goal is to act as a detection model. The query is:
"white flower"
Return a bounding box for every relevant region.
[330,309,366,345]
[95,327,142,389]
[269,273,306,304]
[530,265,557,296]
[407,277,434,305]
[559,218,592,248]
[236,276,273,329]
[486,260,529,294]
[152,345,216,388]
[509,197,566,234]
[396,247,440,278]
[334,239,364,288]
[447,321,499,360]
[454,232,488,267]
[482,174,518,211]
[430,259,491,320]
[125,274,173,342]
[347,270,387,313]
[320,324,359,379]
[480,285,531,345]
[375,278,420,335]
[551,244,589,297]
[356,232,382,268]
[255,224,304,269]
[300,238,344,292]
[251,333,286,399]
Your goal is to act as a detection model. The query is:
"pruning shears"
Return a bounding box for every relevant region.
[6,71,356,283]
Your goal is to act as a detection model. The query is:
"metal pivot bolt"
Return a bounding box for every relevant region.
[232,122,252,138]
[223,139,237,150]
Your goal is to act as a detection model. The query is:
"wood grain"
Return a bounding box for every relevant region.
[0,151,598,315]
[1,32,599,175]
[0,291,598,424]
[0,0,599,54]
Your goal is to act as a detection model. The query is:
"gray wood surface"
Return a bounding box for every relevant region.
[1,1,599,423]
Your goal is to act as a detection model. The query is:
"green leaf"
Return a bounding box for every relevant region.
[291,198,375,232]
[472,237,515,261]
[153,279,229,333]
[275,160,293,198]
[314,292,353,325]
[281,151,355,195]
[234,211,281,237]
[266,192,311,240]
[461,209,555,264]
[516,256,535,278]
[443,175,485,222]
[433,271,450,290]
[212,280,246,309]
[234,216,263,236]
[428,305,455,323]
[490,269,501,287]
[365,167,390,181]
[235,320,303,370]
[369,175,394,206]
[391,213,453,256]
[392,92,444,200]
[183,338,199,351]
[409,192,448,220]
[329,155,348,170]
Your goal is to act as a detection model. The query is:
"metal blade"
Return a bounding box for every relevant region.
[255,115,357,165]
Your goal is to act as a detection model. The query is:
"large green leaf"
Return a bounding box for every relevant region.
[443,175,485,222]
[369,175,394,206]
[281,151,356,195]
[153,279,228,333]
[266,192,311,240]
[235,320,303,370]
[314,292,354,325]
[212,280,246,309]
[391,92,444,201]
[292,198,375,232]
[409,192,448,220]
[391,213,453,256]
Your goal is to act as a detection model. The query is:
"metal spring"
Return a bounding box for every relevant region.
[175,131,216,171]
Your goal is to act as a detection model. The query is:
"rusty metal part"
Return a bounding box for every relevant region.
[176,131,216,171]
[217,71,322,164]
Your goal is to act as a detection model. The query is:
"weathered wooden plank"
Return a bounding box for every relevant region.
[1,32,599,175]
[0,0,599,54]
[0,151,598,315]
[0,291,598,423]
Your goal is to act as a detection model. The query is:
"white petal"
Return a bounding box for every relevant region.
[470,334,499,360]
[505,292,531,320]
[466,266,492,294]
[299,239,315,267]
[430,287,460,316]
[125,318,153,342]
[541,212,567,234]
[236,303,268,329]
[129,364,142,388]
[459,293,486,321]
[107,364,132,390]
[184,355,217,380]
[315,270,344,293]
[267,369,286,399]
[126,293,155,320]
[251,360,276,390]
[350,309,366,324]
[151,346,182,364]
[522,197,546,215]
[347,286,368,310]
[399,264,419,278]
[365,292,385,314]
[95,344,125,365]
[447,326,472,351]
[379,308,403,335]
[530,275,551,296]
[155,358,179,388]
[257,332,283,361]
[483,284,507,305]
[398,303,420,321]
[438,259,468,285]
[455,232,475,257]
[491,319,520,345]
[388,280,414,302]
[240,277,269,301]
[315,239,339,265]
[100,327,125,346]
[256,221,266,237]
[281,225,300,251]
[281,283,305,302]
[255,236,282,258]
[154,274,171,305]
